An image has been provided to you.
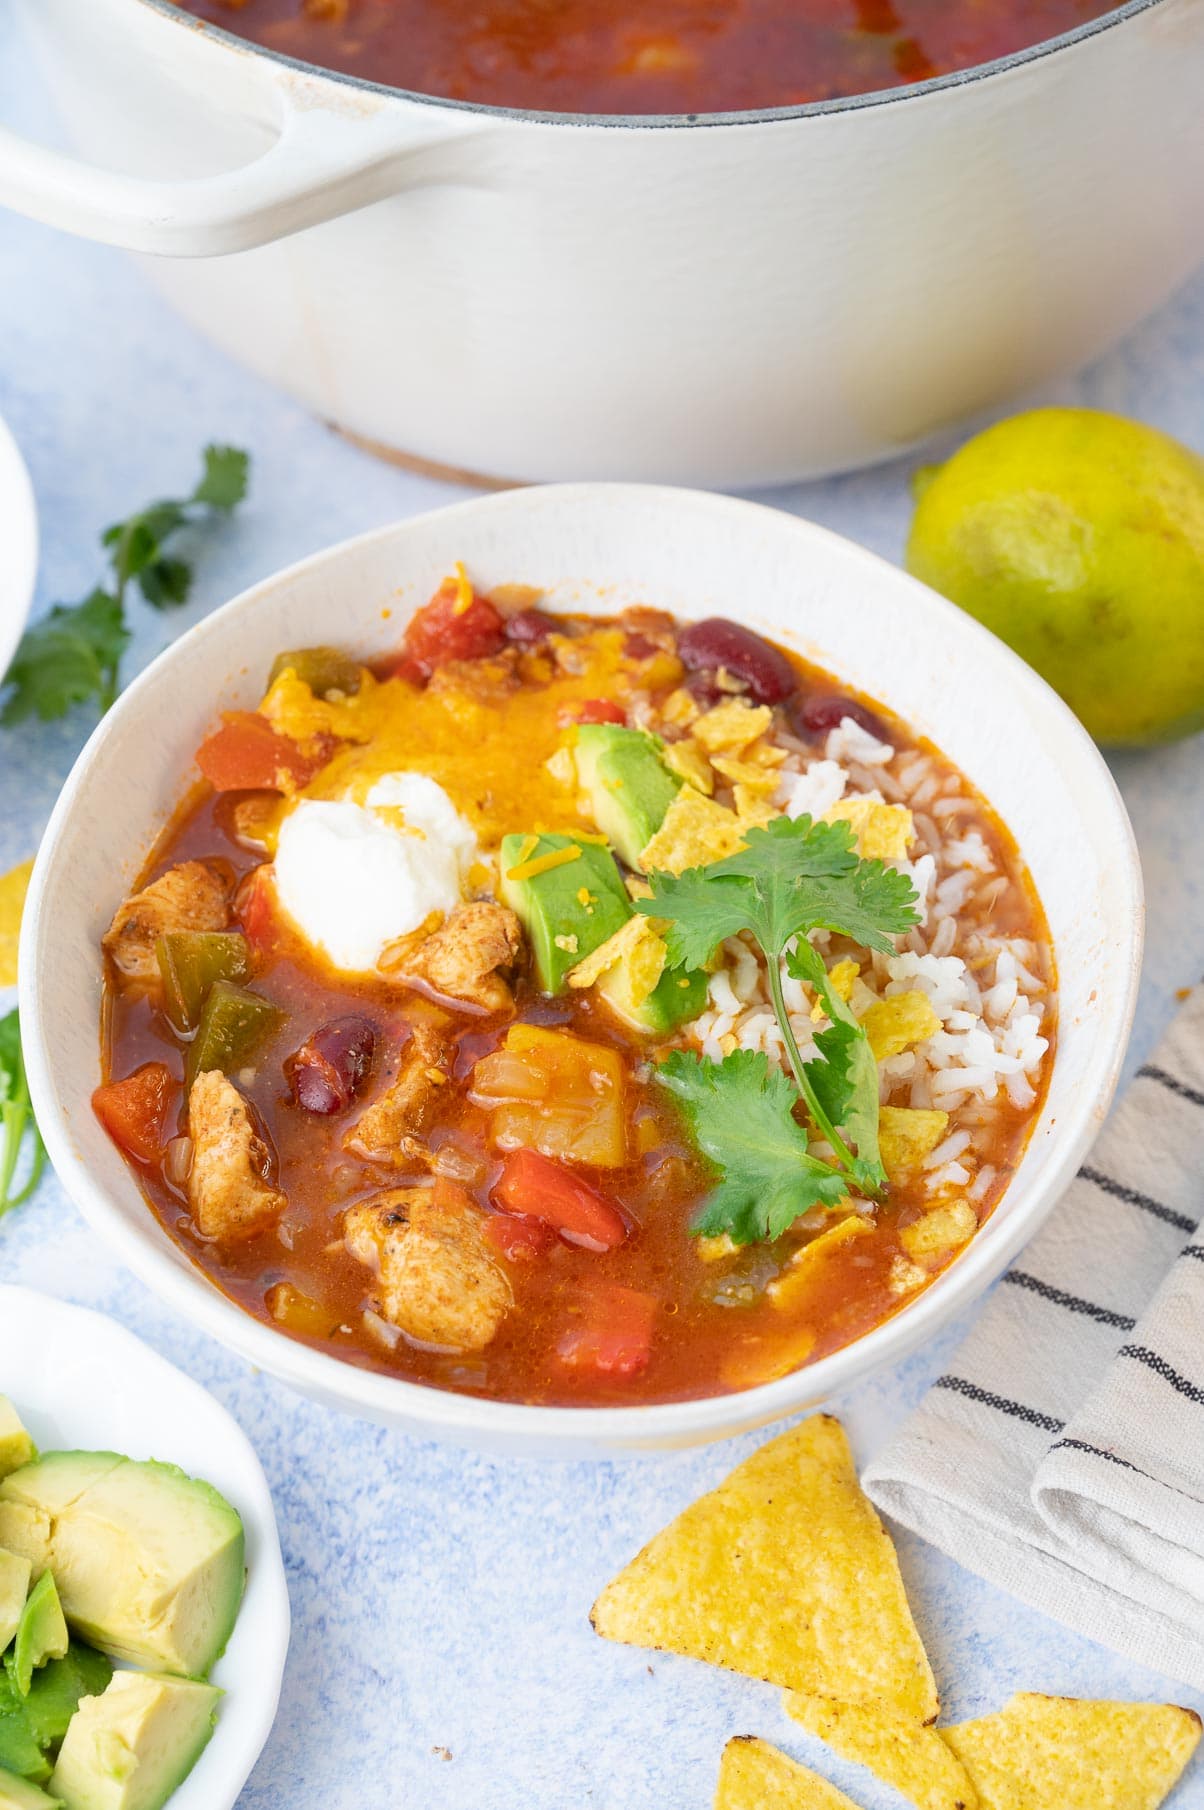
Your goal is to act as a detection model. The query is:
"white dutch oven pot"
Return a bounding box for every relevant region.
[3,0,1203,486]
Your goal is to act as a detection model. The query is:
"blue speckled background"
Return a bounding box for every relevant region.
[2,24,1203,1808]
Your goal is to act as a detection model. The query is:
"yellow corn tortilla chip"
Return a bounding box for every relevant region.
[640,789,746,876]
[768,1217,874,1313]
[785,1698,978,1810]
[900,1200,978,1263]
[861,991,941,1061]
[662,738,715,795]
[715,1737,865,1810]
[825,796,914,861]
[590,1416,939,1720]
[711,753,782,792]
[734,787,781,830]
[0,857,34,988]
[941,1694,1201,1810]
[878,1107,949,1178]
[692,700,774,752]
[567,915,666,998]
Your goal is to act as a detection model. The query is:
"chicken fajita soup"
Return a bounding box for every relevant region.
[95,576,1054,1406]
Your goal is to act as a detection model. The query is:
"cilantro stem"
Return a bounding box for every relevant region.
[0,1010,47,1221]
[764,947,862,1181]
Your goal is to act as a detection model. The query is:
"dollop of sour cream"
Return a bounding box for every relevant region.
[273,772,478,972]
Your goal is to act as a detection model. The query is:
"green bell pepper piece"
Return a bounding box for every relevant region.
[267,646,363,700]
[156,932,250,1034]
[186,981,282,1087]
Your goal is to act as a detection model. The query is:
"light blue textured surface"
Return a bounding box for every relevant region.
[2,26,1203,1809]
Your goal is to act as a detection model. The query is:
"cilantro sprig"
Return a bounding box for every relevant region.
[2,446,249,724]
[0,1009,45,1221]
[638,815,919,1242]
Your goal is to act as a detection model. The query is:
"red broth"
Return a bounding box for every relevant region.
[172,0,1121,113]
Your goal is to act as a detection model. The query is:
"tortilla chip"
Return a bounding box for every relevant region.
[768,1217,874,1313]
[711,753,782,793]
[940,1695,1201,1810]
[590,1416,939,1720]
[785,1698,978,1810]
[714,1737,865,1810]
[734,787,781,830]
[640,790,746,875]
[825,796,914,861]
[0,856,34,987]
[900,1200,977,1263]
[663,738,715,795]
[878,1107,949,1178]
[861,991,941,1060]
[692,700,774,752]
[661,686,701,728]
[567,915,666,997]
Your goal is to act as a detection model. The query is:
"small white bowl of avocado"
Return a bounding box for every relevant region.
[0,1289,289,1810]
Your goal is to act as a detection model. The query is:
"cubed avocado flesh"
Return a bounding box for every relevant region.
[595,957,710,1036]
[19,1646,112,1752]
[499,834,631,994]
[0,1764,62,1809]
[49,1672,220,1810]
[8,1577,67,1698]
[0,1407,35,1486]
[573,726,682,870]
[0,1683,50,1784]
[0,1457,244,1680]
[0,1553,31,1657]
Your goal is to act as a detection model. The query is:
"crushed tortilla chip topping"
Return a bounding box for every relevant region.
[662,738,714,795]
[878,1105,950,1176]
[941,1694,1201,1810]
[825,794,915,861]
[567,915,667,1004]
[862,990,941,1061]
[810,957,860,1022]
[768,1216,874,1313]
[900,1199,978,1262]
[784,1698,980,1810]
[639,790,746,876]
[714,1737,865,1810]
[692,700,774,753]
[590,1415,939,1720]
[733,787,780,830]
[710,753,781,793]
[0,856,34,988]
[660,687,700,728]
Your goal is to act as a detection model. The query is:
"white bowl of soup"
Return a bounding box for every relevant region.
[2,0,1202,485]
[21,485,1142,1456]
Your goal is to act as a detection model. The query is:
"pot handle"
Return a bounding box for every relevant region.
[0,92,481,258]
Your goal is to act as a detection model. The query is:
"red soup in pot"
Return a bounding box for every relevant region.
[96,576,1055,1407]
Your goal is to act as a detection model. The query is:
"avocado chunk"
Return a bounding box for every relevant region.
[0,1457,244,1680]
[0,1553,31,1657]
[7,1578,67,1698]
[596,956,710,1035]
[0,1765,61,1809]
[499,833,631,994]
[0,1679,50,1785]
[573,726,682,869]
[19,1647,112,1753]
[49,1672,220,1810]
[0,1408,35,1486]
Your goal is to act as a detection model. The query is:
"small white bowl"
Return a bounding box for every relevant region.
[20,485,1143,1458]
[0,412,37,681]
[0,1285,289,1808]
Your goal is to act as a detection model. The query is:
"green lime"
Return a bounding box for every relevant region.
[905,407,1204,746]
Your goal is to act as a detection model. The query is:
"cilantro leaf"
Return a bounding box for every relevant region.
[104,445,250,612]
[191,445,250,512]
[0,591,129,725]
[791,942,887,1194]
[658,1047,848,1244]
[0,1008,46,1220]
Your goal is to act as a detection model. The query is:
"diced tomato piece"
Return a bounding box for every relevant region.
[92,1063,176,1163]
[483,1211,557,1262]
[558,698,626,728]
[491,1149,628,1252]
[390,578,506,682]
[235,864,278,954]
[196,713,317,793]
[557,1285,658,1378]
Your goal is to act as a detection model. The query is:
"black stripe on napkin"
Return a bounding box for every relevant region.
[934,1375,1064,1433]
[1078,1165,1196,1234]
[1137,1064,1204,1109]
[1002,1270,1135,1331]
[1183,1245,1204,1263]
[1117,1345,1204,1406]
[1051,1437,1147,1478]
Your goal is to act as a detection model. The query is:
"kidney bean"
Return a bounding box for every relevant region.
[676,618,797,705]
[793,693,889,744]
[504,608,560,646]
[287,1017,376,1114]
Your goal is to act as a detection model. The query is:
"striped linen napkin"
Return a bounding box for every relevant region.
[864,986,1204,1690]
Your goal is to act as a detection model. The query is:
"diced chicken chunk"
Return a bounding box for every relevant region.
[103,861,228,985]
[344,1186,512,1352]
[392,901,522,1013]
[344,1023,452,1167]
[188,1069,285,1243]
